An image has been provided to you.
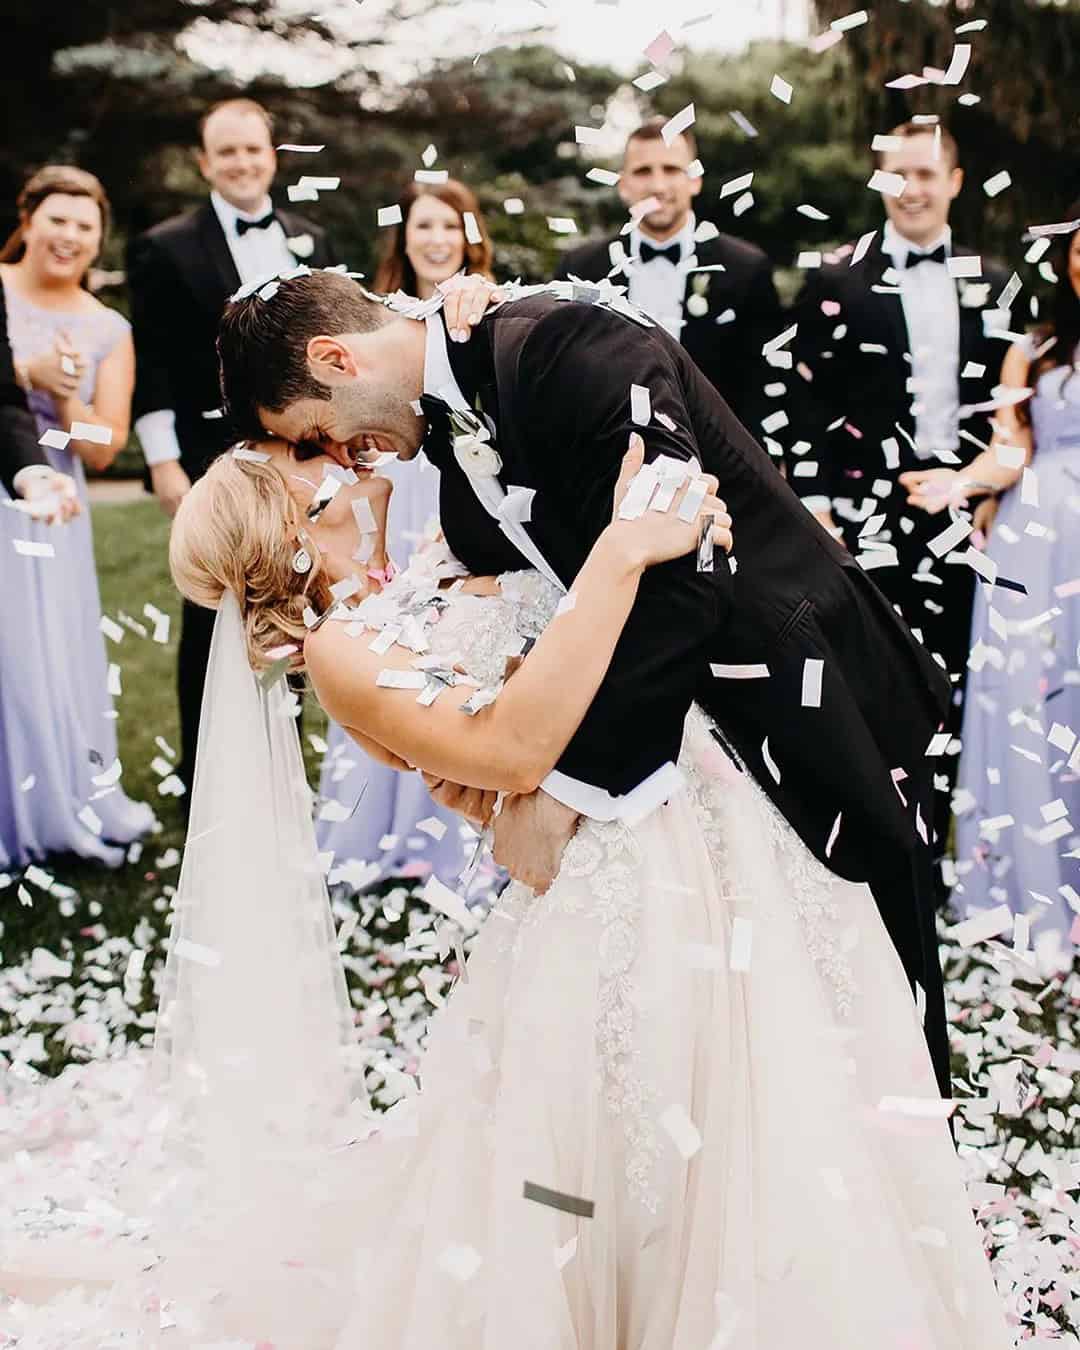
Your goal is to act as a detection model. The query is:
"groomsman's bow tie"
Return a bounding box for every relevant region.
[904,243,948,268]
[639,240,682,266]
[236,211,277,236]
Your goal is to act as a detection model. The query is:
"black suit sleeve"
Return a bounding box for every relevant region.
[127,232,184,424]
[0,290,45,496]
[786,271,846,506]
[518,304,732,795]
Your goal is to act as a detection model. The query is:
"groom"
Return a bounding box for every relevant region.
[217,271,954,1095]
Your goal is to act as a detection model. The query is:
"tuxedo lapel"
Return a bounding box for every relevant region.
[193,203,240,309]
[858,237,911,359]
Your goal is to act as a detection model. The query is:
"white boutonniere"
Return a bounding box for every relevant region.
[449,408,502,478]
[958,280,991,309]
[686,273,711,319]
[286,233,315,259]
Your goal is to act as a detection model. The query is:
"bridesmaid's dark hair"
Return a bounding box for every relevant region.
[0,165,111,290]
[1030,204,1080,390]
[373,179,494,296]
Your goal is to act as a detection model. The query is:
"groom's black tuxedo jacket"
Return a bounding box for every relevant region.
[128,202,336,484]
[426,296,949,890]
[552,232,784,443]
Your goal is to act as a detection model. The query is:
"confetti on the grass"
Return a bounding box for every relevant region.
[660,1103,703,1159]
[945,904,1013,948]
[769,74,793,104]
[523,1181,595,1218]
[100,615,124,642]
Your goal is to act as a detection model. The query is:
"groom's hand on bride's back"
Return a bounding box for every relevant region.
[490,790,581,896]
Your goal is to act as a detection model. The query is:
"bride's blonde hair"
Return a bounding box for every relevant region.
[170,452,332,671]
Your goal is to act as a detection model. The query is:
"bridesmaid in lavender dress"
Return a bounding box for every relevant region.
[0,166,153,868]
[316,179,496,883]
[949,214,1080,955]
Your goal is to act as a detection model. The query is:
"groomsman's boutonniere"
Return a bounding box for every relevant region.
[286,233,315,259]
[686,273,711,318]
[448,407,502,478]
[958,279,991,309]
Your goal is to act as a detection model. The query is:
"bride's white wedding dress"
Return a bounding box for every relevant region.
[0,557,1010,1349]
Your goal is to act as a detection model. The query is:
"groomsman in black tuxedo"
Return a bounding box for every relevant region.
[128,97,336,794]
[1,283,79,519]
[553,119,784,443]
[788,120,1017,882]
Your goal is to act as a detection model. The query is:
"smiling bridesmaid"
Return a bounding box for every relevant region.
[0,166,154,868]
[314,180,495,884]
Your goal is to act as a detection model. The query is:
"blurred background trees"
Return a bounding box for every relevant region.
[0,0,1070,285]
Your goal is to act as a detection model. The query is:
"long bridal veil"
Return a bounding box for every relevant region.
[148,590,363,1339]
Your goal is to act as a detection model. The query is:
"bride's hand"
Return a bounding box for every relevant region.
[438,274,506,343]
[607,434,733,567]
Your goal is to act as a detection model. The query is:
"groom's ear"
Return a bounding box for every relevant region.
[306,335,359,385]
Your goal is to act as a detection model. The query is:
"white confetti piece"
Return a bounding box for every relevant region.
[376,670,428,689]
[554,1235,578,1270]
[77,804,103,835]
[729,917,753,971]
[70,420,112,444]
[555,592,578,618]
[761,736,780,784]
[106,662,122,697]
[12,539,54,558]
[503,197,525,215]
[945,904,1013,947]
[942,42,972,85]
[801,658,823,708]
[851,229,877,265]
[298,176,339,191]
[436,1243,482,1282]
[660,1103,703,1159]
[633,71,667,92]
[831,8,868,31]
[174,939,222,968]
[661,103,695,145]
[546,217,578,234]
[630,384,651,426]
[416,816,448,841]
[947,254,982,279]
[824,810,842,858]
[769,74,793,104]
[731,192,754,217]
[819,1167,849,1202]
[728,110,758,137]
[710,663,770,680]
[868,169,905,198]
[586,168,619,186]
[983,170,1012,198]
[29,947,73,980]
[797,203,830,221]
[100,615,124,642]
[377,204,403,226]
[413,169,448,186]
[421,875,478,931]
[574,125,605,146]
[927,517,972,558]
[719,171,753,200]
[277,143,324,152]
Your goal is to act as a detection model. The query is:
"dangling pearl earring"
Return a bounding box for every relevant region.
[291,545,313,575]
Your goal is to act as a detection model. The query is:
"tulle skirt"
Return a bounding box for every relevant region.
[0,713,1009,1348]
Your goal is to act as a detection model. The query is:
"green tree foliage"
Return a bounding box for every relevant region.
[810,0,1080,256]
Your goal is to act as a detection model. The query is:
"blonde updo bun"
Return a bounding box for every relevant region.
[169,451,332,671]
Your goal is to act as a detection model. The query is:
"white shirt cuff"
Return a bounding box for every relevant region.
[541,761,686,825]
[135,409,183,466]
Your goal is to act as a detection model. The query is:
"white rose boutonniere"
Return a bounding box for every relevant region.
[453,433,502,478]
[958,280,991,309]
[686,273,711,319]
[286,233,315,259]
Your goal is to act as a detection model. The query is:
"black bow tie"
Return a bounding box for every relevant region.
[904,243,948,269]
[639,240,682,266]
[236,210,276,237]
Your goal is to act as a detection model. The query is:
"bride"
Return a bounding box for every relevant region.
[1,438,1010,1349]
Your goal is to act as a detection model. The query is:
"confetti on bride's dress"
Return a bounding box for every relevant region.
[523,1181,595,1218]
[660,1103,703,1159]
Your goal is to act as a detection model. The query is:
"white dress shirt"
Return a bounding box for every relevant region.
[627,213,698,341]
[136,192,297,467]
[422,314,685,824]
[882,221,961,461]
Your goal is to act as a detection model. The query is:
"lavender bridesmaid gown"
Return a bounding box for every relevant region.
[0,282,154,869]
[316,451,466,885]
[953,345,1080,951]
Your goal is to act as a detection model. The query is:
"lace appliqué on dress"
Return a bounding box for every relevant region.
[681,709,858,1019]
[512,819,662,1214]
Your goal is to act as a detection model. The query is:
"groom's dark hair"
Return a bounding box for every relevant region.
[217,270,388,440]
